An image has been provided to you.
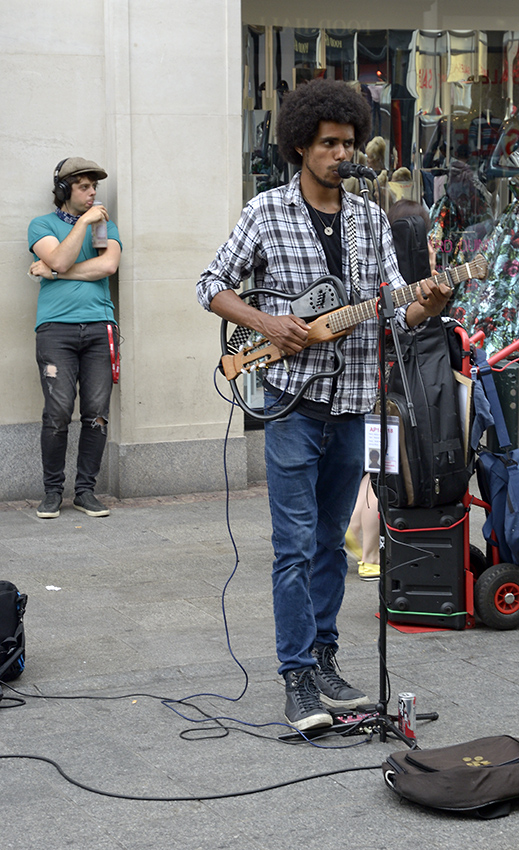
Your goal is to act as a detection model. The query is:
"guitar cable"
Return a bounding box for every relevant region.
[0,391,379,801]
[0,263,411,797]
[0,746,381,802]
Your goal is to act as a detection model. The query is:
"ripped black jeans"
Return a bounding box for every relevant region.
[36,322,114,495]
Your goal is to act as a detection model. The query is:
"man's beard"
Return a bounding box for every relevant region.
[305,161,340,190]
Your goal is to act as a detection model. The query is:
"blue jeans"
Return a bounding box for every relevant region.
[36,322,114,495]
[264,390,365,675]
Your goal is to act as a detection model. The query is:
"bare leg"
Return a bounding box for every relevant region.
[359,475,379,565]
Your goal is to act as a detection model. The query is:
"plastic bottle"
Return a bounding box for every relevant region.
[92,200,108,248]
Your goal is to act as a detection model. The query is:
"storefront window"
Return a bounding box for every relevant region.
[238,24,519,408]
[242,26,518,187]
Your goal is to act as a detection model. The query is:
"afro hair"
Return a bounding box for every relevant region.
[276,78,372,166]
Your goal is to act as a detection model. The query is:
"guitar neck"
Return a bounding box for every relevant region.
[311,262,475,340]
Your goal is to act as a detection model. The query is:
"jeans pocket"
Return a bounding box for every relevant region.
[263,388,290,415]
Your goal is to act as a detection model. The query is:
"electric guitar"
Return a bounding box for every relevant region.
[220,255,488,382]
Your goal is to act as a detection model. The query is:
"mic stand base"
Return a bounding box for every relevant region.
[371,711,439,748]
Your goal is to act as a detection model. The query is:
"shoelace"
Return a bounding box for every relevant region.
[317,647,352,688]
[292,671,322,709]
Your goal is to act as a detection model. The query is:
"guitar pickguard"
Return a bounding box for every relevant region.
[290,275,347,321]
[224,276,347,356]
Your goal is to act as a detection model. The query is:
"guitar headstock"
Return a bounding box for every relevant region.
[434,254,488,292]
[221,338,278,381]
[472,253,488,281]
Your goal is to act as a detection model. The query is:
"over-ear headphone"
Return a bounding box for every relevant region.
[53,159,71,203]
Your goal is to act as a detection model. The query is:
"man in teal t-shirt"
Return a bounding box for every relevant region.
[28,157,122,519]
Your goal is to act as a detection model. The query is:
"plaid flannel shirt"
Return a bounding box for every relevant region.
[197,172,411,415]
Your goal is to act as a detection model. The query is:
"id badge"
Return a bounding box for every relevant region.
[364,414,399,473]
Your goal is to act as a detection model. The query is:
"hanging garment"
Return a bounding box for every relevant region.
[448,189,519,355]
[446,31,488,83]
[503,31,519,107]
[429,158,492,264]
[412,31,447,116]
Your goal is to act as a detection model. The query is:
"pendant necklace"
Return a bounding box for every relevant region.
[313,207,340,236]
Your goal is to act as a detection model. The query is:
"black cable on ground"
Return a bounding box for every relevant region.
[0,752,382,802]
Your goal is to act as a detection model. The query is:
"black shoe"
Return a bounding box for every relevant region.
[284,667,333,731]
[36,492,62,519]
[313,643,370,710]
[73,491,110,517]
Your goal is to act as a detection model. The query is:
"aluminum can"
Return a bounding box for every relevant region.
[398,692,416,739]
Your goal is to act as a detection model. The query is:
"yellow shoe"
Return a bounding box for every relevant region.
[358,561,380,581]
[345,529,362,561]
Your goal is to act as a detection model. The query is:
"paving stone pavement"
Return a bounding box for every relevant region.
[1,485,519,849]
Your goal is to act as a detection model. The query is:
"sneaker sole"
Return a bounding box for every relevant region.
[73,503,110,517]
[284,711,333,732]
[36,508,61,518]
[359,575,380,582]
[319,692,371,710]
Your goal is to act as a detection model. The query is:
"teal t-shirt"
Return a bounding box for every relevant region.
[28,212,123,329]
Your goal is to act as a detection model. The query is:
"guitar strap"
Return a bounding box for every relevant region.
[346,211,362,304]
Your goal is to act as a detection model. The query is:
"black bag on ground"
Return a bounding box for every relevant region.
[382,735,519,818]
[0,580,27,681]
[381,316,471,508]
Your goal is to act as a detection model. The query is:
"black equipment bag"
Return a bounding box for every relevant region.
[390,214,431,287]
[376,212,472,508]
[0,580,27,681]
[382,735,519,818]
[381,316,472,508]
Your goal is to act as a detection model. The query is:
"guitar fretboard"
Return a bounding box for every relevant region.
[327,259,483,335]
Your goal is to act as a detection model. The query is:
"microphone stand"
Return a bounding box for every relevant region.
[357,174,438,747]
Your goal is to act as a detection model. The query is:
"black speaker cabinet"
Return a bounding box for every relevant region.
[384,502,467,630]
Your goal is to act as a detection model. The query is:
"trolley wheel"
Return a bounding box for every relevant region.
[474,564,519,630]
[469,544,487,579]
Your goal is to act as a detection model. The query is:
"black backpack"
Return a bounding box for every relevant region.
[390,213,431,287]
[383,735,519,818]
[376,213,472,508]
[0,580,27,681]
[382,316,472,508]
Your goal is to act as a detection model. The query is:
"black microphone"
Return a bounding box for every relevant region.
[337,161,377,180]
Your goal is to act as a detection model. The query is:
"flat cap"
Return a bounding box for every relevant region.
[57,157,107,181]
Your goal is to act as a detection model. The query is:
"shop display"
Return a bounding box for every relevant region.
[240,23,519,389]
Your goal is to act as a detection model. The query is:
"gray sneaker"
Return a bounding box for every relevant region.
[36,493,62,518]
[284,667,333,731]
[73,491,110,517]
[313,643,370,710]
